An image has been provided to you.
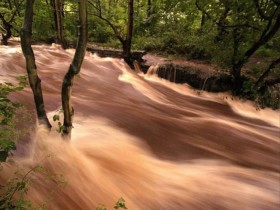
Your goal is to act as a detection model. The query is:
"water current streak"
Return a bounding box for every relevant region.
[0,43,279,209]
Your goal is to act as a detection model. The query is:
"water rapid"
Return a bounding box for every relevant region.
[0,43,279,209]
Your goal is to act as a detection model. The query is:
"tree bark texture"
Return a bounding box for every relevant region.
[20,0,52,129]
[61,0,88,139]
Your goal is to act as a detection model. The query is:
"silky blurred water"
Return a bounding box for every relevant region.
[0,44,279,209]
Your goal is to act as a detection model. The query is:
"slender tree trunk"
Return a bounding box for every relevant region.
[0,25,12,45]
[20,0,52,129]
[61,0,88,139]
[123,0,134,65]
[147,0,151,18]
[55,0,66,48]
[50,0,57,28]
[51,0,67,48]
[200,13,205,28]
[215,7,230,42]
[0,14,12,45]
[231,28,243,93]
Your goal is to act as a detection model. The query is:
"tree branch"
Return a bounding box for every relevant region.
[88,0,125,44]
[236,7,280,68]
[253,0,275,20]
[256,57,280,85]
[195,0,259,31]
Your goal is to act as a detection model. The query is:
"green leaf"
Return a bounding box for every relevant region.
[0,130,13,138]
[0,151,9,162]
[16,181,26,191]
[58,125,65,133]
[53,115,60,122]
[114,197,127,209]
[4,82,13,87]
[0,98,10,103]
[13,86,24,91]
[96,204,107,210]
[0,140,16,152]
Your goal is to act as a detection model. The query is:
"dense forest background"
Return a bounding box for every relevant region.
[0,0,279,109]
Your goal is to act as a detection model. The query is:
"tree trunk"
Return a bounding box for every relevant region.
[215,7,230,42]
[231,64,244,94]
[200,13,205,28]
[51,0,67,48]
[61,0,88,139]
[20,0,52,129]
[50,0,57,28]
[56,0,67,48]
[0,14,12,45]
[123,0,134,66]
[147,0,151,18]
[0,27,11,45]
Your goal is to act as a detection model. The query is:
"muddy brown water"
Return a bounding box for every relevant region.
[0,44,279,209]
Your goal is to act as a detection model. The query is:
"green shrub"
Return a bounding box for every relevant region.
[0,76,27,162]
[240,77,280,110]
[0,165,67,210]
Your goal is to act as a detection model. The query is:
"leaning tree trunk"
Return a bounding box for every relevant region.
[61,0,88,139]
[20,0,52,129]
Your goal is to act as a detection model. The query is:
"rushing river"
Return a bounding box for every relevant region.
[0,43,279,209]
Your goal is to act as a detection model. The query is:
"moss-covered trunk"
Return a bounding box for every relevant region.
[61,0,88,139]
[20,0,51,129]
